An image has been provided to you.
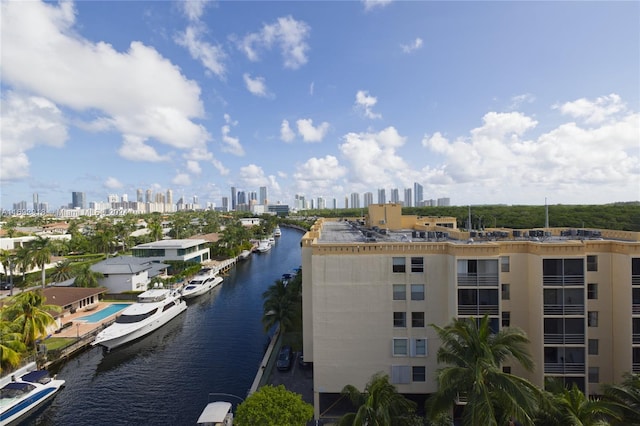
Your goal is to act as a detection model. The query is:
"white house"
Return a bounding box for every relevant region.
[131,239,210,263]
[90,256,169,293]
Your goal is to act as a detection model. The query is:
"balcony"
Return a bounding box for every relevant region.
[543,275,585,286]
[634,305,640,315]
[634,334,640,344]
[544,304,585,316]
[633,363,640,374]
[633,276,640,286]
[457,273,499,287]
[544,363,585,374]
[544,334,585,345]
[458,305,499,316]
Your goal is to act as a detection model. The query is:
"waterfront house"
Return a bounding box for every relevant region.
[90,256,169,293]
[131,239,210,263]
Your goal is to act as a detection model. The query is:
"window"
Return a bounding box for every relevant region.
[501,256,510,272]
[393,338,408,356]
[393,257,406,273]
[411,257,424,273]
[501,284,510,300]
[588,339,599,355]
[587,283,598,300]
[411,284,425,301]
[393,284,406,300]
[588,366,600,383]
[502,311,511,327]
[413,338,427,356]
[502,366,511,374]
[588,311,599,327]
[587,255,598,272]
[412,312,425,328]
[391,365,410,384]
[412,366,426,382]
[393,312,406,328]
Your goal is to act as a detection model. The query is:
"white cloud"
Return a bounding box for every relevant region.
[339,127,408,187]
[243,73,270,97]
[186,160,202,174]
[221,114,245,156]
[280,119,296,142]
[293,155,347,194]
[362,0,393,11]
[172,172,191,186]
[309,82,315,96]
[508,93,536,110]
[239,16,311,69]
[179,0,211,21]
[117,135,170,162]
[296,119,330,143]
[104,177,123,189]
[354,90,382,119]
[0,91,68,181]
[556,93,626,125]
[400,37,423,53]
[239,164,269,187]
[0,0,211,169]
[175,25,226,78]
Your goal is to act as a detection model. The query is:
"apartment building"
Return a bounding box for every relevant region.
[301,203,640,418]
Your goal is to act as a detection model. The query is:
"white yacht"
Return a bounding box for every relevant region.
[181,268,223,300]
[197,401,233,426]
[0,364,65,425]
[273,226,282,237]
[256,239,271,253]
[92,288,187,351]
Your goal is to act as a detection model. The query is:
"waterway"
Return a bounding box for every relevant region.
[28,227,304,426]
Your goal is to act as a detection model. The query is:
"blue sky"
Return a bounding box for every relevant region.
[1,0,639,211]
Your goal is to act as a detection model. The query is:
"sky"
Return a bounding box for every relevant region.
[1,0,639,211]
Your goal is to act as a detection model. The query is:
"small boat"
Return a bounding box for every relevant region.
[197,401,233,426]
[181,269,223,299]
[238,250,251,260]
[0,366,65,425]
[273,226,282,237]
[256,239,271,253]
[92,288,187,351]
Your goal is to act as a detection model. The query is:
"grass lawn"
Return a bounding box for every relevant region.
[44,337,75,351]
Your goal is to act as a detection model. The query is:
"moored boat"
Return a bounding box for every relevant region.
[197,400,233,426]
[181,269,223,300]
[238,250,252,260]
[256,239,271,253]
[0,365,65,426]
[92,288,187,351]
[273,226,281,237]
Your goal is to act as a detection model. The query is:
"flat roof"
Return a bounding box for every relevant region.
[133,239,207,249]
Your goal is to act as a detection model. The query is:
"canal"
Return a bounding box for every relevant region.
[29,227,304,426]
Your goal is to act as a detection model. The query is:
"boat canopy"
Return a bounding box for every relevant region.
[1,382,35,398]
[21,370,51,384]
[197,401,232,425]
[137,289,169,303]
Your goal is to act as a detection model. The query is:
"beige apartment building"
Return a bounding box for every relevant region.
[301,203,640,419]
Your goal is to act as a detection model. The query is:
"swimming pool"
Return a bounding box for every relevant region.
[76,303,130,323]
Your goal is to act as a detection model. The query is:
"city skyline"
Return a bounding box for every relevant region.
[1,1,638,211]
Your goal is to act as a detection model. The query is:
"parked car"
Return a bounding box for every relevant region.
[0,282,11,290]
[276,345,293,371]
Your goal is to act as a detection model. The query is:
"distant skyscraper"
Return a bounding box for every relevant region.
[317,197,326,210]
[72,191,85,209]
[231,186,237,211]
[166,189,173,206]
[146,189,152,203]
[249,191,257,202]
[33,193,38,211]
[377,188,386,204]
[404,188,413,207]
[121,194,128,202]
[13,200,27,211]
[259,186,268,205]
[332,198,337,210]
[137,189,143,202]
[437,197,450,207]
[413,182,423,207]
[363,192,373,207]
[237,190,246,206]
[193,195,198,205]
[222,196,229,212]
[390,188,399,204]
[344,196,349,209]
[350,193,360,209]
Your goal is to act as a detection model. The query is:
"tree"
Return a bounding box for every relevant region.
[538,381,621,425]
[51,259,74,283]
[602,373,640,425]
[74,264,103,288]
[262,279,298,334]
[338,372,417,426]
[31,235,53,288]
[0,249,17,295]
[148,220,163,242]
[426,315,542,426]
[235,384,313,426]
[15,245,33,285]
[0,318,27,373]
[3,290,60,351]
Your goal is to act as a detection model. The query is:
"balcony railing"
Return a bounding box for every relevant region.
[544,363,585,374]
[633,363,640,374]
[457,273,499,287]
[633,334,640,344]
[458,305,499,316]
[544,304,585,315]
[544,333,585,345]
[633,305,640,315]
[543,275,585,286]
[633,276,640,286]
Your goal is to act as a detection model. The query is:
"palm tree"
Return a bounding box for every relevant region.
[15,245,33,285]
[3,290,60,351]
[262,279,298,334]
[148,220,163,242]
[338,372,417,426]
[0,318,27,373]
[50,259,74,283]
[0,249,17,295]
[74,264,103,288]
[538,381,621,425]
[31,235,53,288]
[426,315,542,426]
[602,373,640,425]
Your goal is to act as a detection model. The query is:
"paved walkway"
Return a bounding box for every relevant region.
[53,301,131,339]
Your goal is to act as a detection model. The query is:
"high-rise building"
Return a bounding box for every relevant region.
[350,193,360,209]
[404,188,413,207]
[237,191,246,206]
[13,200,28,211]
[390,188,399,204]
[121,194,128,203]
[332,198,337,210]
[33,193,38,211]
[72,191,86,209]
[146,189,153,203]
[363,192,373,207]
[137,189,144,203]
[259,186,268,205]
[413,182,423,207]
[301,204,640,419]
[317,197,326,210]
[344,196,349,209]
[221,197,229,212]
[231,187,237,211]
[377,188,386,204]
[437,197,450,206]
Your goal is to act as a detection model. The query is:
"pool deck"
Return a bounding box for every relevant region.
[53,301,132,339]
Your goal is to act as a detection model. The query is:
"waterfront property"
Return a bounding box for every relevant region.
[301,203,640,419]
[41,287,107,330]
[90,256,170,293]
[76,303,129,323]
[131,239,211,263]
